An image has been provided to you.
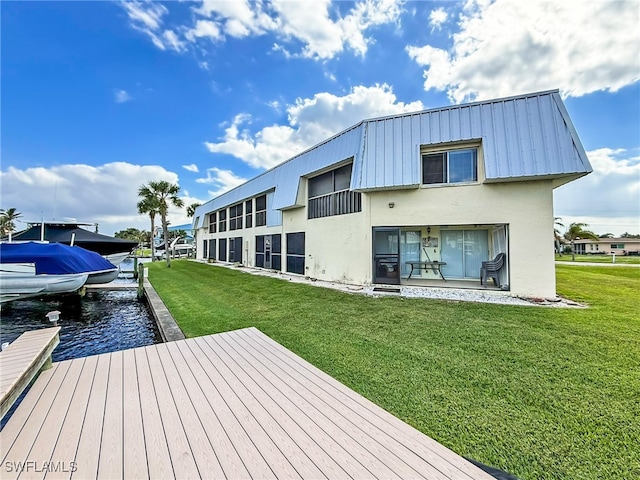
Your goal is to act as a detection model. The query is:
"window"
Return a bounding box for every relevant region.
[308,164,361,219]
[286,232,305,274]
[229,203,243,231]
[208,239,216,259]
[611,243,624,249]
[255,195,267,227]
[218,209,227,232]
[422,148,477,185]
[208,212,217,233]
[245,200,253,228]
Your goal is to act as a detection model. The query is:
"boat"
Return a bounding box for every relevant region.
[11,221,138,266]
[154,236,195,259]
[0,242,118,303]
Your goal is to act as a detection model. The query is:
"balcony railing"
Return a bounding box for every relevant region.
[308,190,361,219]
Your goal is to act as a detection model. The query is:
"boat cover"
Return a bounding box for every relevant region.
[12,224,137,255]
[0,242,116,275]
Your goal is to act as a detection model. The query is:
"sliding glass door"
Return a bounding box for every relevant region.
[400,230,422,278]
[441,229,489,279]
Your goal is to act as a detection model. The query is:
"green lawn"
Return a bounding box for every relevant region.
[556,253,640,264]
[147,261,640,480]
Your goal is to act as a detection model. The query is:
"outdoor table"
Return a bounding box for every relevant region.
[406,261,447,281]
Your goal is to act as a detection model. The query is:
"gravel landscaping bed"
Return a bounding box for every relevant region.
[198,260,585,308]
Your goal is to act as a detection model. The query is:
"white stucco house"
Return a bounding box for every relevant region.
[193,90,592,298]
[573,238,640,256]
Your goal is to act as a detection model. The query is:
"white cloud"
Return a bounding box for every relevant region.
[429,7,448,31]
[272,0,402,59]
[182,164,199,173]
[185,20,223,42]
[554,148,640,236]
[407,0,640,103]
[121,1,185,52]
[122,0,167,31]
[195,167,248,197]
[194,0,277,38]
[0,162,196,236]
[162,30,186,52]
[203,84,424,169]
[114,89,132,103]
[129,0,403,61]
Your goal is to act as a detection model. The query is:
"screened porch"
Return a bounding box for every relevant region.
[372,225,509,290]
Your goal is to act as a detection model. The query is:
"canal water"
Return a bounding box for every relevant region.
[0,257,162,428]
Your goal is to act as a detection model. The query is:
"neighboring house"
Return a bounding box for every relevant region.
[574,238,640,255]
[193,90,592,298]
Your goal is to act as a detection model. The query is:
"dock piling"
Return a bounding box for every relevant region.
[137,263,145,299]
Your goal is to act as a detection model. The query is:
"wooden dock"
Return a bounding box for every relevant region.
[0,327,493,479]
[0,327,60,420]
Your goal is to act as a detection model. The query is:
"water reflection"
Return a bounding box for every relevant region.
[1,291,160,362]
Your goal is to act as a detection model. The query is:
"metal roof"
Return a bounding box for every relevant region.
[195,90,591,226]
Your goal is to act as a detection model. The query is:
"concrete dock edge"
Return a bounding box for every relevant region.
[143,278,186,342]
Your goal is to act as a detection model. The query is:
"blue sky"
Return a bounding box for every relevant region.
[2,0,639,236]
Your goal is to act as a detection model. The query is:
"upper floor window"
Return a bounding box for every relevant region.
[308,163,361,219]
[255,195,267,227]
[229,203,243,230]
[218,209,227,232]
[245,200,253,228]
[422,148,477,185]
[208,212,217,234]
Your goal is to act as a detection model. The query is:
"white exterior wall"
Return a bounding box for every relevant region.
[196,178,557,298]
[367,181,555,297]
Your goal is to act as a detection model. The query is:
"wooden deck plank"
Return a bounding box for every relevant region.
[0,327,60,420]
[71,353,111,479]
[122,348,148,480]
[182,338,307,479]
[1,327,497,480]
[182,338,279,479]
[163,340,252,479]
[1,362,73,480]
[0,366,58,462]
[225,329,451,480]
[154,342,226,479]
[45,355,99,480]
[18,359,86,480]
[144,345,201,479]
[179,338,329,479]
[234,329,457,479]
[242,327,494,479]
[97,351,124,480]
[208,332,408,480]
[198,334,375,479]
[133,345,174,479]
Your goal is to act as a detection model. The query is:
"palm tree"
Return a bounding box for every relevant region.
[138,181,184,267]
[137,194,160,261]
[0,207,22,240]
[564,222,599,261]
[186,202,201,218]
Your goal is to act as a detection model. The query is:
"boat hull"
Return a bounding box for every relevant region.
[104,251,129,266]
[85,268,119,284]
[0,271,89,303]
